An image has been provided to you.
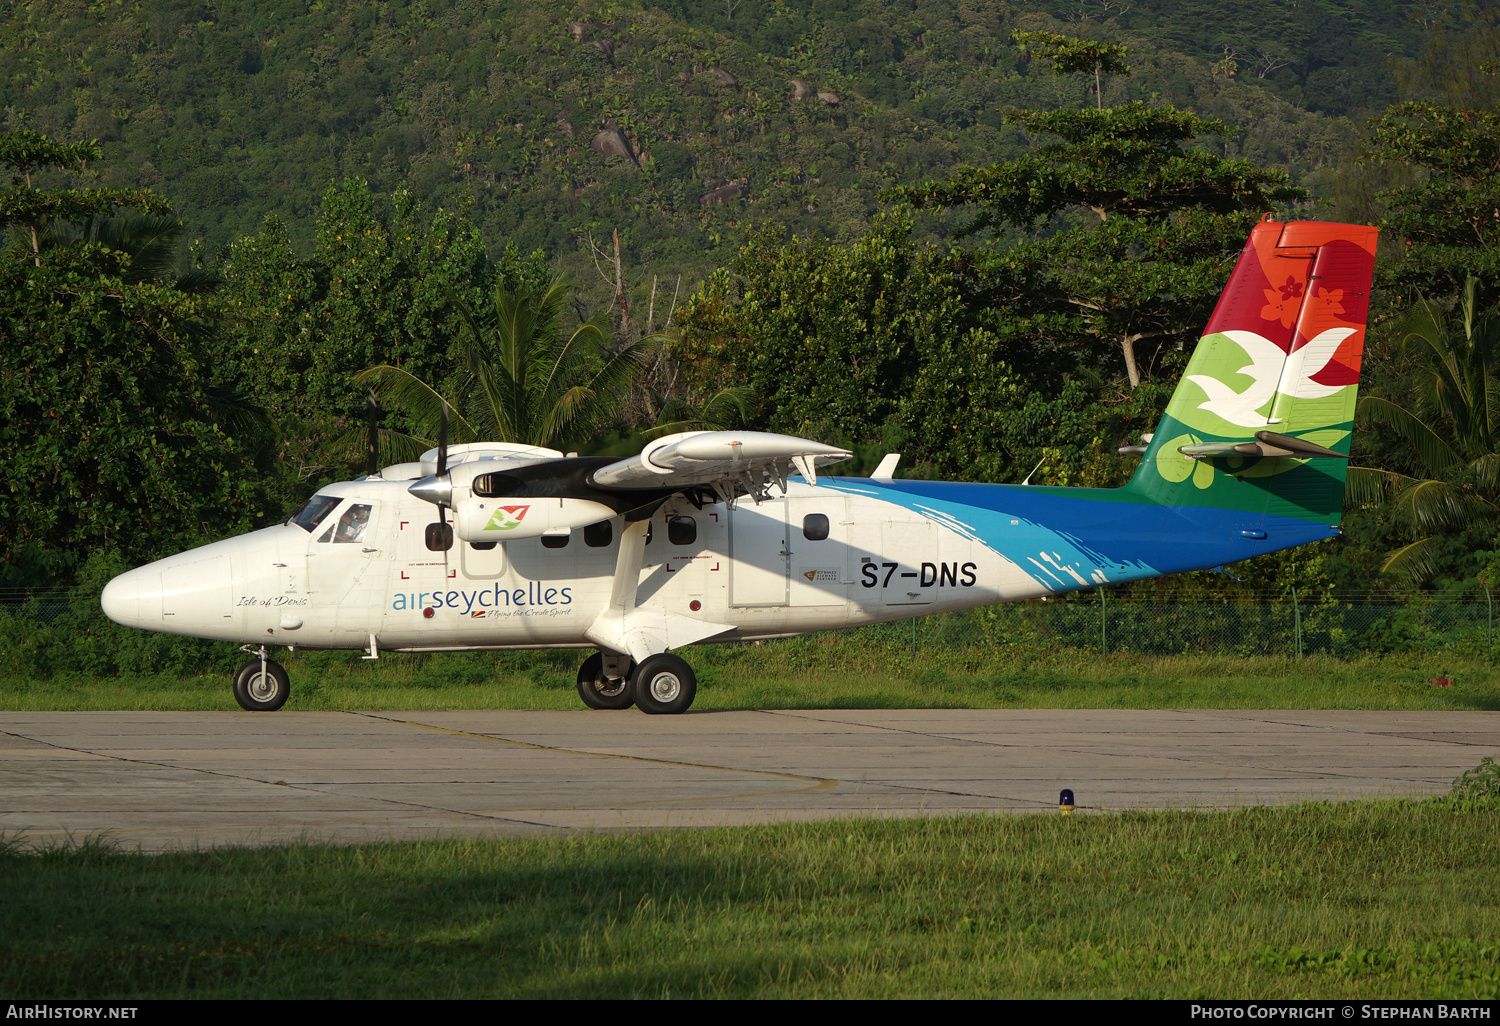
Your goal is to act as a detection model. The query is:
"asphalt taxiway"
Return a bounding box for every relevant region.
[2,709,1496,852]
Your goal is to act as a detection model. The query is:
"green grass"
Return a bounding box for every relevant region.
[3,634,1498,712]
[3,800,1497,998]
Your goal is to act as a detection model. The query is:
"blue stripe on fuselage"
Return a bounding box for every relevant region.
[818,478,1336,593]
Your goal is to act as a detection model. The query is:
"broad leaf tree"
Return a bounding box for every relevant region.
[1368,101,1500,308]
[0,129,259,586]
[216,180,527,408]
[673,213,1124,483]
[890,102,1302,389]
[0,130,173,266]
[1011,30,1131,110]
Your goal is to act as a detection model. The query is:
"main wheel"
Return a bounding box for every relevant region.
[233,658,290,712]
[576,652,634,710]
[631,654,697,715]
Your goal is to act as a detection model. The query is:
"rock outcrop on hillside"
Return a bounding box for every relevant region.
[700,181,749,206]
[591,125,638,165]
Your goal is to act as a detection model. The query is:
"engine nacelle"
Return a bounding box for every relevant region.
[450,495,617,542]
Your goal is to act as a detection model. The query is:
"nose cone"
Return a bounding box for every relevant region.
[100,553,237,636]
[409,473,452,507]
[101,566,150,628]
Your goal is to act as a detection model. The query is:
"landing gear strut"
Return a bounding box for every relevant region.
[632,653,697,715]
[576,652,635,710]
[233,646,290,711]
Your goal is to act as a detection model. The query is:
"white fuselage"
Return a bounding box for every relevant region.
[100,479,1029,653]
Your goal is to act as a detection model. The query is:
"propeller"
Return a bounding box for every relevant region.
[407,401,454,507]
[364,390,380,477]
[406,401,456,575]
[437,402,451,574]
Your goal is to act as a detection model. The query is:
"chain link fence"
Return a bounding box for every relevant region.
[828,590,1498,659]
[6,587,1495,661]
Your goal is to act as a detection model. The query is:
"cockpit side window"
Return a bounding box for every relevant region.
[331,504,372,543]
[291,495,342,533]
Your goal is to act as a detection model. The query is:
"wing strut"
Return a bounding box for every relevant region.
[584,518,734,664]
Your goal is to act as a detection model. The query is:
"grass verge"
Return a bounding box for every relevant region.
[2,800,1496,998]
[3,635,1497,711]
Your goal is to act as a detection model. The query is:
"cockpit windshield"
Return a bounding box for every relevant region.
[289,494,342,532]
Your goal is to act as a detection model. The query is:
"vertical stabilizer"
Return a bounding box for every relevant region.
[1126,218,1378,527]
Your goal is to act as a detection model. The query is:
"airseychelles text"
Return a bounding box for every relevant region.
[392,582,572,613]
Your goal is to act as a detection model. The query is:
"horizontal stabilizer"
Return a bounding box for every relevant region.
[1179,430,1348,461]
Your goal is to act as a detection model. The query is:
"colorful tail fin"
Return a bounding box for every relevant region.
[1127,218,1378,527]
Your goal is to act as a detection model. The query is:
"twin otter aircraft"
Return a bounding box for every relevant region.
[102,218,1378,714]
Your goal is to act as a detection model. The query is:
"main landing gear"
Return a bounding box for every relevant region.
[576,651,697,714]
[576,652,634,710]
[233,646,290,712]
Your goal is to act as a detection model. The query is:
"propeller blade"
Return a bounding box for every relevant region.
[365,391,379,477]
[436,402,449,481]
[441,503,450,577]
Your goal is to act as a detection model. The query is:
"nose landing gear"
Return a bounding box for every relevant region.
[234,645,290,711]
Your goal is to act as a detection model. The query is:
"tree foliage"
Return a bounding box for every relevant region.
[891,102,1302,387]
[0,129,259,587]
[675,212,1150,484]
[1368,101,1500,308]
[216,180,513,409]
[357,274,659,455]
[1350,280,1500,582]
[0,0,1362,289]
[0,129,173,264]
[1011,30,1130,109]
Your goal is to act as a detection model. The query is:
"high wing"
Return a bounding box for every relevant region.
[589,431,852,499]
[402,430,852,542]
[396,430,852,664]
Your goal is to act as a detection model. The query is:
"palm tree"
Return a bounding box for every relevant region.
[354,273,662,460]
[1348,278,1500,580]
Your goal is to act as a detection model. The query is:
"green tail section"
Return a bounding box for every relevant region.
[1126,219,1379,526]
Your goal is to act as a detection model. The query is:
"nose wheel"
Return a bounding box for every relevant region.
[233,650,290,712]
[631,653,697,715]
[576,652,635,710]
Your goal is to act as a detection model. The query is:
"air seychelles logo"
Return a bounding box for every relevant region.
[484,505,530,531]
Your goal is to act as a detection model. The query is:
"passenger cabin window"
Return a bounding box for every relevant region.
[290,494,341,533]
[803,513,830,541]
[541,533,569,549]
[668,515,696,545]
[584,521,612,547]
[425,522,453,551]
[470,541,498,551]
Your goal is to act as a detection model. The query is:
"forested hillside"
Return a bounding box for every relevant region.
[2,0,1375,283]
[6,0,1500,604]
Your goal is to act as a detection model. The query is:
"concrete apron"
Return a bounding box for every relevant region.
[2,709,1496,852]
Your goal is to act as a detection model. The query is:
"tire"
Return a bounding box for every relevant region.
[576,653,634,710]
[631,654,697,715]
[233,658,290,712]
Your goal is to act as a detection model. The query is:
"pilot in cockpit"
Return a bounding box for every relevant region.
[334,504,370,544]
